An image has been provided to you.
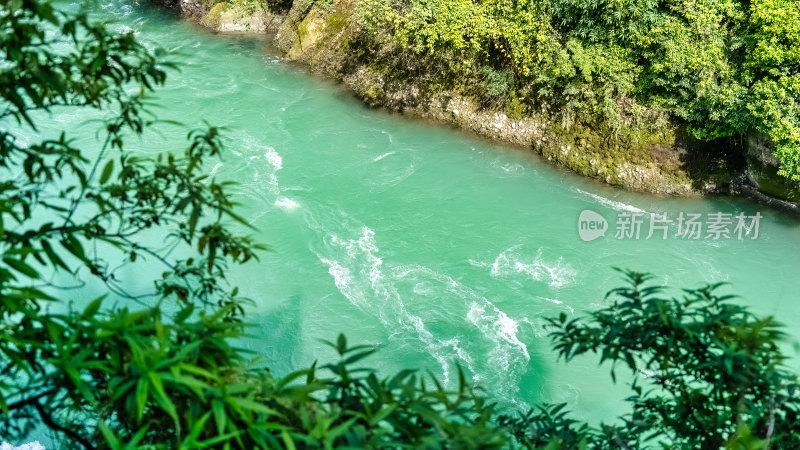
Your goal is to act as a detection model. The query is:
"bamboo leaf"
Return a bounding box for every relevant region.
[99,158,114,184]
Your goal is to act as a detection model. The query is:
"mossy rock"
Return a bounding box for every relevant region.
[747,133,800,201]
[748,157,800,201]
[201,2,227,27]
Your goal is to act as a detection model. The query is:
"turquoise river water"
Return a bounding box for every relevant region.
[18,0,800,429]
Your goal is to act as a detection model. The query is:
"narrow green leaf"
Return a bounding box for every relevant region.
[148,371,178,421]
[212,399,227,435]
[226,396,279,416]
[99,158,114,184]
[136,376,149,422]
[82,295,105,318]
[281,430,297,450]
[41,239,69,271]
[3,257,39,278]
[98,421,120,448]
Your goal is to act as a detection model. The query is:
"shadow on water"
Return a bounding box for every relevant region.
[245,294,305,374]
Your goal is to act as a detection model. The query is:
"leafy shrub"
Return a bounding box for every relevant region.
[545,269,800,448]
[479,66,513,105]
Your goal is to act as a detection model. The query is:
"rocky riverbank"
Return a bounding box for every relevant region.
[152,0,800,214]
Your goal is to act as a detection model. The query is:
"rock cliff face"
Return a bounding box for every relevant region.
[153,0,800,213]
[157,0,282,32]
[156,0,207,20]
[330,67,700,194]
[740,133,800,214]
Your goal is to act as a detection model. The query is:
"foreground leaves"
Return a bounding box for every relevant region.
[540,269,800,448]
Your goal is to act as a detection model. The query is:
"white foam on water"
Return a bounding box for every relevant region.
[466,302,530,372]
[208,161,224,179]
[501,163,525,175]
[487,245,577,288]
[379,130,394,145]
[228,135,285,204]
[274,197,299,210]
[320,258,364,307]
[490,160,526,177]
[536,296,575,314]
[318,228,471,383]
[391,263,532,398]
[264,147,283,170]
[309,213,531,405]
[573,187,645,213]
[363,150,418,189]
[373,151,396,162]
[698,260,729,282]
[551,383,582,409]
[1,443,44,450]
[371,162,417,189]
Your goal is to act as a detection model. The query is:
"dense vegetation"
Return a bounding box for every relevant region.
[239,0,800,183]
[2,0,800,448]
[351,0,800,180]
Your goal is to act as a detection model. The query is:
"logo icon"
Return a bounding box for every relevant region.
[578,210,608,241]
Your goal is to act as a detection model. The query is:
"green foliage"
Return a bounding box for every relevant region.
[5,298,509,448]
[198,0,271,20]
[744,0,800,180]
[479,66,513,105]
[0,0,265,446]
[545,269,800,448]
[352,0,800,180]
[4,1,800,448]
[273,334,509,448]
[495,403,594,448]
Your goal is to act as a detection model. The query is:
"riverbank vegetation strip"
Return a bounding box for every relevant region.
[361,0,800,175]
[214,0,800,187]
